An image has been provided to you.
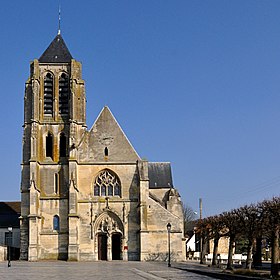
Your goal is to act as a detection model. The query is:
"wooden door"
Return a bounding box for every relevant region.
[98,234,107,260]
[112,233,121,260]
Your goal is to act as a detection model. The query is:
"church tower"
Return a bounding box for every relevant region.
[20,33,86,260]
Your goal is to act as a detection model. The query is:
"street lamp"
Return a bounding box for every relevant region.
[167,223,171,267]
[7,227,12,267]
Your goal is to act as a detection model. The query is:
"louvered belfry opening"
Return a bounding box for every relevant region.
[44,73,54,115]
[59,73,69,115]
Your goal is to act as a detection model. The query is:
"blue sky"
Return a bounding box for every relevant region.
[0,1,280,217]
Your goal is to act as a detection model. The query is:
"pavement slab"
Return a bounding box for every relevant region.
[0,261,218,280]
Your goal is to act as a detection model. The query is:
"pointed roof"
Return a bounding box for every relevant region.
[39,34,72,63]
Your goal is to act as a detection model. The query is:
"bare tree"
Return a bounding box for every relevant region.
[220,209,242,270]
[207,215,226,266]
[193,196,279,278]
[183,203,196,235]
[236,204,263,270]
[261,197,280,278]
[195,218,210,264]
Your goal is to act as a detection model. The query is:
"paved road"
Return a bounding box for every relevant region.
[0,261,218,280]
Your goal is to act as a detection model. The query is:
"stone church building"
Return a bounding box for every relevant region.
[20,33,185,261]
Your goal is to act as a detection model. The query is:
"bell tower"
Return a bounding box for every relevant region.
[20,33,86,260]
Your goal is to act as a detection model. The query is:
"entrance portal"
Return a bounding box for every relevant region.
[98,234,107,260]
[94,210,124,261]
[112,233,121,260]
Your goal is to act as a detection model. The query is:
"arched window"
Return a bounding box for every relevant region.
[93,170,121,197]
[59,133,67,157]
[53,215,60,231]
[104,147,108,157]
[59,73,69,115]
[46,132,53,159]
[44,73,54,115]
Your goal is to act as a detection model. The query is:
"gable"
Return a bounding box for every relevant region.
[78,106,140,162]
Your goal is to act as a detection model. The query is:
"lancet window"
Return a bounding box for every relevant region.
[46,132,53,159]
[59,132,67,157]
[94,170,121,197]
[53,215,60,231]
[54,173,59,194]
[59,73,69,115]
[44,73,54,115]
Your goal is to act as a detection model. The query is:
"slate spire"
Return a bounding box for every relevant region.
[39,34,73,63]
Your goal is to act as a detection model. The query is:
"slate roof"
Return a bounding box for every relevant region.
[148,162,173,189]
[0,202,21,228]
[39,34,73,63]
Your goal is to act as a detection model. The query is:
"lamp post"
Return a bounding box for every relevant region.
[7,227,12,267]
[167,223,171,267]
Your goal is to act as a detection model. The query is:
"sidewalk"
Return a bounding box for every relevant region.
[173,260,271,280]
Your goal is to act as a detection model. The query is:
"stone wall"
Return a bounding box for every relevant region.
[0,246,6,261]
[140,193,184,261]
[209,236,230,255]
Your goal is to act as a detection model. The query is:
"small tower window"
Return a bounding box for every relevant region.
[46,132,53,159]
[54,173,59,194]
[53,215,60,231]
[59,73,69,115]
[59,133,67,158]
[44,73,54,115]
[104,147,108,157]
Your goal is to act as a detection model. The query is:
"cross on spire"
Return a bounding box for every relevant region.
[58,5,61,35]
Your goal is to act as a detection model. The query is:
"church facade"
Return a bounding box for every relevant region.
[20,33,185,261]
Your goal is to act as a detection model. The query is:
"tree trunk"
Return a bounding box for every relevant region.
[212,237,219,266]
[271,226,279,278]
[245,239,253,270]
[200,236,207,264]
[227,235,235,270]
[253,237,262,268]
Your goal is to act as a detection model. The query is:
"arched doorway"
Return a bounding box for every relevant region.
[112,233,121,260]
[94,210,124,261]
[98,233,107,260]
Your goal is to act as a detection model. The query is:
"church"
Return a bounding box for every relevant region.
[20,32,185,261]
